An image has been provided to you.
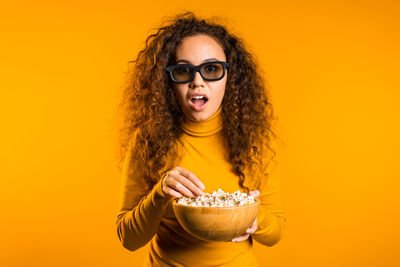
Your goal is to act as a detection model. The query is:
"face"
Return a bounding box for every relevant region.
[172,34,227,122]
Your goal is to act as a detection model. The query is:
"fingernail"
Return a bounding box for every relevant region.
[201,184,205,190]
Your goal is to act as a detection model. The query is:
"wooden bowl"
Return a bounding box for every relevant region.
[172,197,260,242]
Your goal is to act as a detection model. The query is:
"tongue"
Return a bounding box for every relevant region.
[192,99,206,106]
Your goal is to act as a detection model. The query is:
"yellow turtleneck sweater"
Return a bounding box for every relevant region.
[116,106,286,266]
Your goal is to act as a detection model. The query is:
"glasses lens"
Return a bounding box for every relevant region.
[172,65,193,82]
[201,62,224,80]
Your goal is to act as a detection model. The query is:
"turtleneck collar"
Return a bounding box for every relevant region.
[181,106,223,137]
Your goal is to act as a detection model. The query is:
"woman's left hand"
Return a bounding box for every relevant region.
[230,190,260,243]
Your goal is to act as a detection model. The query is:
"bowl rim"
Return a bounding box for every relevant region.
[172,196,260,209]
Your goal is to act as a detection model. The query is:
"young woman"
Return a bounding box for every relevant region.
[116,11,286,266]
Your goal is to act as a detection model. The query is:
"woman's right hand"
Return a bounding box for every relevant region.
[161,166,205,198]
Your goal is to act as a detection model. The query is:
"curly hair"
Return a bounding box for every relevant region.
[117,11,277,195]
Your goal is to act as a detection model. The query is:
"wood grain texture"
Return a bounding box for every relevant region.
[172,198,260,242]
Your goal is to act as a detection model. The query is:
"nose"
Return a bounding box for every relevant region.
[189,71,205,88]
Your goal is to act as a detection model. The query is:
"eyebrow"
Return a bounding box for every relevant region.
[175,57,219,64]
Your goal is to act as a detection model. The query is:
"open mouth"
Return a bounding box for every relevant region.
[190,96,208,106]
[190,95,208,111]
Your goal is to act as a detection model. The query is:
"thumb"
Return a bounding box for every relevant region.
[249,190,260,197]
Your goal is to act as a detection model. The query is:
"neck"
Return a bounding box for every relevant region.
[181,106,223,137]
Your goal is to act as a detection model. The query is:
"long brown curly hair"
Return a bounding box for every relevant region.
[117,11,277,195]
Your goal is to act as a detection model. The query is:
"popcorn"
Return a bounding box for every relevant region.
[177,188,255,207]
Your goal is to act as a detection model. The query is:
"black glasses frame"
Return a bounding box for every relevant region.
[165,61,229,84]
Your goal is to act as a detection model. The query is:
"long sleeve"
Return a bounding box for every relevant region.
[124,108,284,265]
[115,142,173,251]
[251,161,287,246]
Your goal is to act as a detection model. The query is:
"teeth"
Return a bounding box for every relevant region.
[192,96,205,100]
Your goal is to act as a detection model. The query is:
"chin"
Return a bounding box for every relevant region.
[192,114,207,121]
[189,111,209,122]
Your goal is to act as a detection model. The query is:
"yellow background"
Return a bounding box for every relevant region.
[1,0,399,266]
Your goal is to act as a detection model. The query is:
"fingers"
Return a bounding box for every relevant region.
[176,166,205,191]
[162,175,183,198]
[166,188,183,198]
[249,190,260,197]
[230,218,258,243]
[168,179,196,198]
[246,221,257,234]
[230,226,255,242]
[231,233,250,243]
[162,167,205,198]
[175,172,204,197]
